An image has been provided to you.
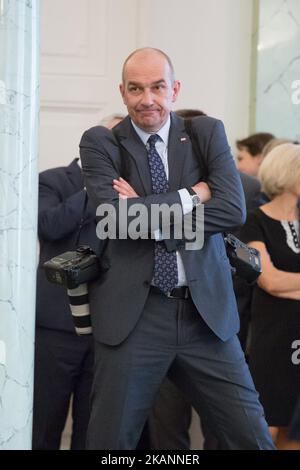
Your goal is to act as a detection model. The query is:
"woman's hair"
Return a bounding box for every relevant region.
[100,113,125,129]
[236,132,274,156]
[262,138,293,157]
[258,143,300,199]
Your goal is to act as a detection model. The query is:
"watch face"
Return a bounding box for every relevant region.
[192,194,200,206]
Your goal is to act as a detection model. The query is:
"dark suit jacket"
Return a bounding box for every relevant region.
[79,113,246,345]
[36,159,101,332]
[239,172,261,211]
[232,172,262,350]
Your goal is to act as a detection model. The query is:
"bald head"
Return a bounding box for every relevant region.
[122,48,175,84]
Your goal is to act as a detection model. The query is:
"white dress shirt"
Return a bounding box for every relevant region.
[131,116,193,286]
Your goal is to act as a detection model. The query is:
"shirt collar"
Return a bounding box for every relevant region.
[131,115,171,146]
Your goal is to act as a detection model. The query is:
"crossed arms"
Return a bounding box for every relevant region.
[248,241,300,300]
[79,120,246,240]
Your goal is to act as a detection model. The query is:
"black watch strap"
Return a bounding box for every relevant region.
[187,187,197,196]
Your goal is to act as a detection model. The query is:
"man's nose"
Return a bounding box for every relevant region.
[140,88,154,106]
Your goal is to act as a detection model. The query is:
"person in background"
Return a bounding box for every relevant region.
[236,132,274,177]
[175,108,206,119]
[33,115,121,450]
[33,158,98,449]
[239,143,300,450]
[101,113,125,129]
[262,138,295,159]
[288,394,300,449]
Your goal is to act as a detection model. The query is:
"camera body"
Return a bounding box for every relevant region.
[43,245,101,335]
[224,233,261,284]
[44,245,101,289]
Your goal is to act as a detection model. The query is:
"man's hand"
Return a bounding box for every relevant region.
[113,177,139,199]
[191,181,211,203]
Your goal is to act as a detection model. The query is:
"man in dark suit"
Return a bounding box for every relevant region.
[80,47,274,450]
[33,159,101,449]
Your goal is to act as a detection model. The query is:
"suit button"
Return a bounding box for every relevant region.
[143,281,150,287]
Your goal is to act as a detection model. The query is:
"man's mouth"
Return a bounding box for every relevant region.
[138,109,159,114]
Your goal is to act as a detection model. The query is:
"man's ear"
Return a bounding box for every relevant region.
[172,80,181,103]
[119,83,126,104]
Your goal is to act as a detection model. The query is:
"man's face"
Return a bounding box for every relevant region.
[120,51,180,133]
[236,147,263,177]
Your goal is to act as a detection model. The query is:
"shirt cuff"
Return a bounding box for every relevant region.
[154,189,192,241]
[178,188,193,215]
[154,229,163,241]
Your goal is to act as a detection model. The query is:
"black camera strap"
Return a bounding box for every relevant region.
[74,190,89,247]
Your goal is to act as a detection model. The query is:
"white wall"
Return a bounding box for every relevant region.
[40,0,253,171]
[137,0,253,149]
[40,0,138,171]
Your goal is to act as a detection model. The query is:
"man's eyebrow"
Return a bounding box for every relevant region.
[127,79,166,87]
[152,80,166,85]
[127,81,142,87]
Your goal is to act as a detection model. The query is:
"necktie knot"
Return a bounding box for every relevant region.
[148,134,160,148]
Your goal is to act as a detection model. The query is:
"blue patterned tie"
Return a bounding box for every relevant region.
[147,134,178,294]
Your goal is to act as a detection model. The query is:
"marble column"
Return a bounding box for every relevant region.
[254,0,300,140]
[0,0,39,449]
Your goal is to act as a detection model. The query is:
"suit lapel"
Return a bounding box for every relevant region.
[114,117,152,195]
[167,113,190,191]
[114,114,190,195]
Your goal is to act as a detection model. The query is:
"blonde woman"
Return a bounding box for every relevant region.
[240,143,300,449]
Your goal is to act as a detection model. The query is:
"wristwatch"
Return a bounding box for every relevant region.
[187,187,201,208]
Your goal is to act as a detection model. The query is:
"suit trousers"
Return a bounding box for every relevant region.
[148,380,225,450]
[87,289,275,450]
[147,377,191,450]
[32,327,94,450]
